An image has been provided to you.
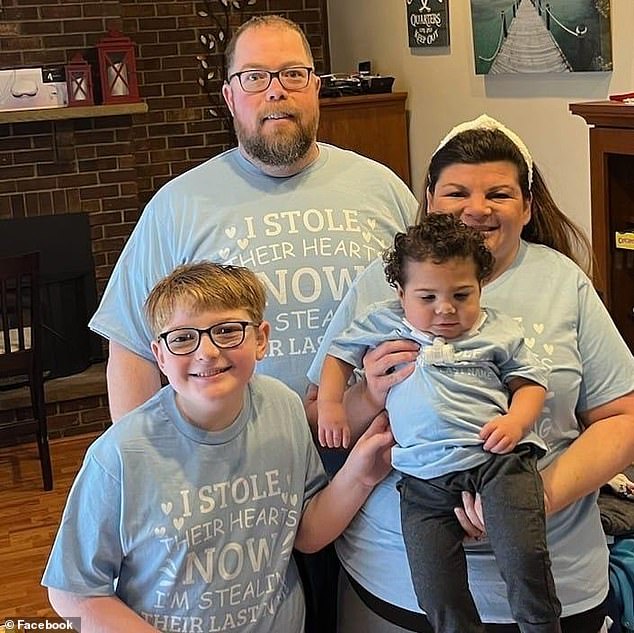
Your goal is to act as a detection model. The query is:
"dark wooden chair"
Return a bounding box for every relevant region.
[0,252,53,490]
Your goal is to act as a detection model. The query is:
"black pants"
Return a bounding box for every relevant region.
[399,448,561,633]
[294,539,340,633]
[295,447,348,633]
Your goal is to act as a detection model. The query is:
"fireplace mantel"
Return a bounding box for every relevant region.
[0,102,147,124]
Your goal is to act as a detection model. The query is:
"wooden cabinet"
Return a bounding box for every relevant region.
[570,100,634,351]
[318,92,411,187]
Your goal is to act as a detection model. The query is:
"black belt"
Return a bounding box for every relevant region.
[346,570,608,633]
[345,570,433,632]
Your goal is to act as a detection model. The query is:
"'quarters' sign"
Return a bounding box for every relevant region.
[406,0,450,48]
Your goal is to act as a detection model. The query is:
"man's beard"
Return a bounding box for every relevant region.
[236,111,319,168]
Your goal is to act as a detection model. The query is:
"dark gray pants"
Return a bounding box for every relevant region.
[398,446,562,633]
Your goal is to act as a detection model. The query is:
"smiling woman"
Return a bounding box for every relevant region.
[420,114,592,276]
[307,114,634,633]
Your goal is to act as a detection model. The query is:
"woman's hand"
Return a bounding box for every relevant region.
[455,486,553,542]
[458,393,634,540]
[362,339,419,410]
[303,338,418,431]
[454,492,486,540]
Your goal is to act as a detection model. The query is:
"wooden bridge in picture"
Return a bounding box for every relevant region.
[484,0,572,73]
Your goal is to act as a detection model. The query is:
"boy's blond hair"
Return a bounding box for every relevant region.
[145,262,266,336]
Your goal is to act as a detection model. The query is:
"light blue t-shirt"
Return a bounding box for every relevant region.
[309,241,634,621]
[89,144,418,396]
[329,301,548,479]
[42,375,327,633]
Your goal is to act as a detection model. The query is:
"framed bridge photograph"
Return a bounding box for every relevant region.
[470,0,612,74]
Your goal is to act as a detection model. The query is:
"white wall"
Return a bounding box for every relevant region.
[326,1,634,238]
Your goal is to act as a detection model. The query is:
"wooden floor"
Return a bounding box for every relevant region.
[0,432,98,621]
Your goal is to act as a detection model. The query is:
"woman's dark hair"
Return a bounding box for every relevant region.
[418,128,593,276]
[383,213,494,289]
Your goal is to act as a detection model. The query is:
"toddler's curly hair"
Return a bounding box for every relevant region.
[383,214,494,289]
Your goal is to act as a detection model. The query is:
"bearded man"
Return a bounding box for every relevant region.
[91,15,417,418]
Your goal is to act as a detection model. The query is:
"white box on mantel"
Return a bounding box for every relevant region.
[0,67,68,112]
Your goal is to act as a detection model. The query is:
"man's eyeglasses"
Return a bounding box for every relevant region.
[158,321,260,355]
[228,66,314,93]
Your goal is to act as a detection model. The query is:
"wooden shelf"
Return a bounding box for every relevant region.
[319,91,408,108]
[0,102,148,124]
[318,92,411,186]
[570,100,634,351]
[569,100,634,129]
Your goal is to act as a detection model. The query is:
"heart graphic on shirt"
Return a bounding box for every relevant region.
[237,238,249,250]
[281,492,289,504]
[159,561,178,580]
[367,218,377,230]
[524,337,535,349]
[290,493,298,506]
[533,323,545,334]
[173,517,184,530]
[281,530,295,556]
[225,226,237,238]
[219,248,230,260]
[362,231,372,243]
[543,343,554,356]
[154,526,166,537]
[161,502,173,515]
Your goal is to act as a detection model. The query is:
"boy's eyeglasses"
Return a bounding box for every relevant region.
[158,321,260,355]
[228,66,313,93]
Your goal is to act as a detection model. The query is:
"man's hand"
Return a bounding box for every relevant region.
[344,412,395,488]
[480,414,525,454]
[318,400,352,448]
[362,339,419,410]
[107,341,162,421]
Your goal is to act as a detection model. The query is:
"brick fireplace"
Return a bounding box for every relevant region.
[0,0,329,443]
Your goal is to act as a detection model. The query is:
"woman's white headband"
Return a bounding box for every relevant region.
[433,114,533,189]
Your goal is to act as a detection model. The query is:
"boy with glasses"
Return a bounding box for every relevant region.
[43,262,394,633]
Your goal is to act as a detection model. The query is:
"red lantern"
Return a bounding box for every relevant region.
[96,30,140,105]
[65,53,94,106]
